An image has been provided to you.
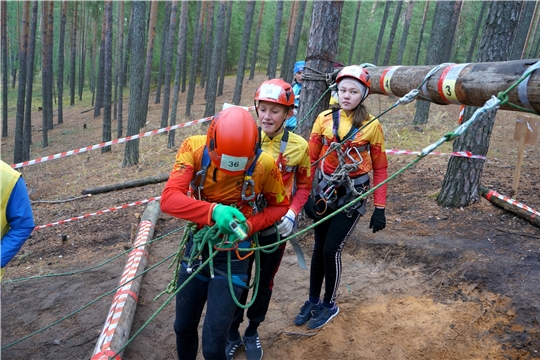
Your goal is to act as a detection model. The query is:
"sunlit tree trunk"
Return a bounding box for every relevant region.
[232,0,256,105]
[287,0,307,83]
[348,2,362,65]
[217,1,233,96]
[373,0,392,65]
[413,0,430,66]
[383,1,403,66]
[204,0,226,118]
[280,1,297,80]
[396,0,414,65]
[297,1,343,138]
[142,0,158,127]
[160,0,178,129]
[266,0,283,79]
[123,1,146,167]
[101,1,113,154]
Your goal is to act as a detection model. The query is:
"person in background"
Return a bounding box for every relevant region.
[226,79,311,360]
[295,65,388,329]
[160,107,289,360]
[1,160,35,281]
[284,60,305,132]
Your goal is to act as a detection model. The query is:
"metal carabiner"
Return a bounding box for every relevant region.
[190,166,208,200]
[346,146,364,165]
[241,177,256,201]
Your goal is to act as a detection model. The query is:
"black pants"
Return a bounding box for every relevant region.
[174,245,249,360]
[309,203,362,304]
[230,231,286,331]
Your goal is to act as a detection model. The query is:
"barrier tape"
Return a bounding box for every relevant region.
[386,149,486,159]
[92,220,154,359]
[458,105,466,124]
[11,106,254,170]
[33,196,161,230]
[485,189,540,218]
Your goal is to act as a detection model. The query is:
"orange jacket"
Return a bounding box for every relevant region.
[309,109,388,208]
[161,136,289,234]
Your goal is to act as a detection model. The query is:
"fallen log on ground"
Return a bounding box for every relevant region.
[92,200,161,360]
[479,185,540,228]
[81,174,169,195]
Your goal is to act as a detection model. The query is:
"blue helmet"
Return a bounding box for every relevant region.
[293,61,305,75]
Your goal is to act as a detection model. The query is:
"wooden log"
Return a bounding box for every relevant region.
[479,185,540,228]
[81,173,169,195]
[366,59,540,113]
[92,200,161,359]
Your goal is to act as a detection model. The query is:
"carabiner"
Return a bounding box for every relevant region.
[190,166,208,200]
[241,177,256,201]
[346,146,363,165]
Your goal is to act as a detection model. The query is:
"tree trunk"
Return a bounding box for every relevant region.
[46,1,54,130]
[204,1,226,118]
[155,0,171,105]
[232,1,256,105]
[101,1,113,154]
[1,1,8,137]
[413,0,430,66]
[200,1,214,89]
[217,0,233,96]
[94,10,106,117]
[179,0,188,95]
[169,0,189,149]
[373,1,392,65]
[382,1,403,66]
[465,1,487,63]
[287,1,307,84]
[437,1,522,208]
[522,1,539,59]
[444,0,462,61]
[266,0,283,79]
[117,0,125,137]
[348,2,362,65]
[41,1,51,146]
[280,1,297,80]
[296,1,343,138]
[70,2,77,106]
[123,1,146,167]
[160,0,178,130]
[78,8,87,101]
[13,1,29,164]
[510,0,536,60]
[22,1,38,160]
[396,0,414,65]
[413,0,456,125]
[57,1,67,125]
[82,174,169,195]
[185,1,203,116]
[141,0,158,128]
[249,1,265,81]
[90,21,96,106]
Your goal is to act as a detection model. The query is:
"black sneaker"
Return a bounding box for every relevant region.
[307,304,339,329]
[243,332,263,360]
[225,334,243,360]
[294,301,318,326]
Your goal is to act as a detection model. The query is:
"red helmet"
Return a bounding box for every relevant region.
[254,79,295,107]
[336,65,371,102]
[206,107,259,175]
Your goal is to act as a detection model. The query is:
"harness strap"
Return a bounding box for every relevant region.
[332,109,359,143]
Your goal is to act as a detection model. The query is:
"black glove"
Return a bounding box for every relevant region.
[369,208,386,233]
[304,196,321,221]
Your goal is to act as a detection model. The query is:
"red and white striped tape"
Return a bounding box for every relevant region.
[12,106,255,169]
[458,105,466,124]
[485,189,540,218]
[386,149,486,159]
[92,220,154,359]
[33,196,161,230]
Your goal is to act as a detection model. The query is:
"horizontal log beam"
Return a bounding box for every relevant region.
[366,59,540,113]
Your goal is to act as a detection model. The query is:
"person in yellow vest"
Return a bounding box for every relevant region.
[1,160,35,280]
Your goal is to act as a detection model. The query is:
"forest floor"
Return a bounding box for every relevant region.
[1,73,540,360]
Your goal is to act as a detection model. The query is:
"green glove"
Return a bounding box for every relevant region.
[212,204,246,235]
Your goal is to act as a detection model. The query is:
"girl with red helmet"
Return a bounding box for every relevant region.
[295,65,389,329]
[226,79,312,360]
[160,106,289,360]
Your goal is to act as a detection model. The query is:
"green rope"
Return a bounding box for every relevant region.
[292,87,332,133]
[2,226,186,284]
[2,252,175,351]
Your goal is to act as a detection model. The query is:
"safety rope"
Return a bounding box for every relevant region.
[2,226,185,284]
[2,252,175,350]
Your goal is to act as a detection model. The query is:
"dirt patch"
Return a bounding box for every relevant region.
[1,74,540,359]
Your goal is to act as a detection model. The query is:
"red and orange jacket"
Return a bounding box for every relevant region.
[309,109,388,208]
[161,136,289,234]
[260,130,311,217]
